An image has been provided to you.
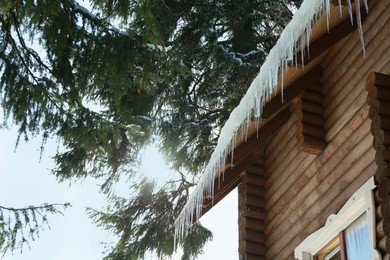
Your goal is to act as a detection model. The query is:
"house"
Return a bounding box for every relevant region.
[175,0,390,259]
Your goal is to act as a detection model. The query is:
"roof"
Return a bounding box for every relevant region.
[174,0,368,241]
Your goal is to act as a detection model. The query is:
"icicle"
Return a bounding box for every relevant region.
[325,0,331,31]
[363,0,369,13]
[355,0,366,58]
[338,0,343,17]
[347,0,354,24]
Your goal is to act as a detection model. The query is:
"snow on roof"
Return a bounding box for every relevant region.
[174,0,367,243]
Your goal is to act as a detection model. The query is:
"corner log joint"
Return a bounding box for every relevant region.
[366,71,390,252]
[294,82,327,155]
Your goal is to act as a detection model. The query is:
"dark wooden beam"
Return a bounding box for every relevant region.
[262,65,323,119]
[296,10,368,65]
[200,107,292,216]
[201,153,257,216]
[331,0,349,6]
[230,107,292,166]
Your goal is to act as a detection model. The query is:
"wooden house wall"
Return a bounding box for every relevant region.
[262,2,390,259]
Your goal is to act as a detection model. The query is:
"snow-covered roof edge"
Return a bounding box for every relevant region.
[175,0,368,243]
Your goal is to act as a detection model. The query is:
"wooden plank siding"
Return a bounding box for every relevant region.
[262,1,390,259]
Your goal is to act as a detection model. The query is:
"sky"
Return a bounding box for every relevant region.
[0,123,238,260]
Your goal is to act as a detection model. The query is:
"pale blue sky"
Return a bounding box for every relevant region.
[0,123,238,260]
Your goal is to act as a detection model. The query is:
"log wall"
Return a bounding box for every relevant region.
[238,156,267,260]
[262,1,390,259]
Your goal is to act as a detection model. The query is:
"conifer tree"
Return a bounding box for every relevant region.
[0,203,70,256]
[0,0,301,258]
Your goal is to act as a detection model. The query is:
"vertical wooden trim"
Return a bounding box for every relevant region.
[339,231,348,260]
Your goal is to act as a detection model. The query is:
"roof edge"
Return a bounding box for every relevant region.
[174,0,368,244]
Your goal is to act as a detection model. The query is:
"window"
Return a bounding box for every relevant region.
[294,177,381,260]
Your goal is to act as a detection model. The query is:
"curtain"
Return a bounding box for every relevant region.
[345,214,371,260]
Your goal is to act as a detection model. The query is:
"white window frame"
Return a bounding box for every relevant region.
[294,177,381,260]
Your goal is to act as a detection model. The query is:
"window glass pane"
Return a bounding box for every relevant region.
[345,214,371,260]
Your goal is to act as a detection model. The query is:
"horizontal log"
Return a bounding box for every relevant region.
[366,84,390,105]
[264,115,294,159]
[298,134,327,154]
[265,133,301,187]
[302,123,326,138]
[245,173,266,187]
[302,111,326,126]
[366,72,390,89]
[246,185,266,197]
[265,153,315,210]
[383,116,390,130]
[309,81,322,92]
[254,156,266,165]
[382,168,390,179]
[301,99,325,115]
[376,147,390,164]
[265,140,295,182]
[245,253,266,260]
[245,218,266,232]
[323,95,368,142]
[245,194,266,210]
[245,210,266,221]
[378,176,390,197]
[378,87,390,103]
[385,146,390,161]
[374,145,386,168]
[325,90,367,142]
[245,229,266,243]
[378,235,389,254]
[245,241,267,256]
[383,218,390,238]
[302,89,323,103]
[377,218,386,240]
[373,130,385,149]
[378,204,384,220]
[381,202,390,220]
[246,164,266,175]
[376,190,384,204]
[379,102,390,117]
[369,101,381,119]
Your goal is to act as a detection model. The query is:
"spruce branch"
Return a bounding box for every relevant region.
[0,202,71,257]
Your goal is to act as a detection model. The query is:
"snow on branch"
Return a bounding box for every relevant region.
[174,0,368,245]
[69,0,130,37]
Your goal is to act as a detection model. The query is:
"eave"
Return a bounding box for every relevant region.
[175,0,371,238]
